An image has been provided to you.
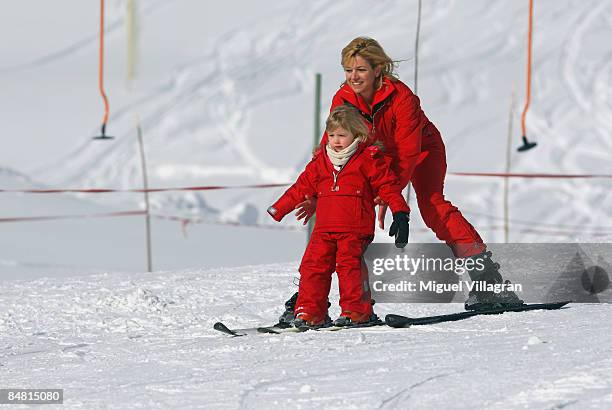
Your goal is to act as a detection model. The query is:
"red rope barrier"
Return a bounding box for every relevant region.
[0,210,146,223]
[153,216,612,237]
[0,183,291,194]
[2,173,611,195]
[449,172,612,179]
[152,214,304,232]
[1,210,611,239]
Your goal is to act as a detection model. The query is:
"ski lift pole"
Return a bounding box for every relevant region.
[94,0,114,140]
[518,0,536,152]
[308,73,322,243]
[504,86,516,243]
[413,0,422,96]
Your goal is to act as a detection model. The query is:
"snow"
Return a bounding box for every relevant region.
[2,263,611,409]
[1,0,612,407]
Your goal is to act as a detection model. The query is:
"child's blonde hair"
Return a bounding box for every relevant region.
[326,104,369,143]
[341,37,398,89]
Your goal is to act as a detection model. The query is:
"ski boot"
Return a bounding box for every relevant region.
[334,311,380,327]
[278,292,332,327]
[465,251,524,311]
[293,313,328,330]
[277,292,299,327]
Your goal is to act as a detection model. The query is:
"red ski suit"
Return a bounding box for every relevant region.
[269,144,409,320]
[323,78,485,258]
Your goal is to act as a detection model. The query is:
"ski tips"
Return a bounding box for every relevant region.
[384,301,572,328]
[213,321,245,337]
[384,314,412,328]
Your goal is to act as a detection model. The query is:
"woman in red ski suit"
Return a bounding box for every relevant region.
[324,40,485,258]
[281,37,522,317]
[268,105,409,326]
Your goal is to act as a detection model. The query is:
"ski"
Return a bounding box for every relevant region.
[214,302,569,336]
[213,321,294,337]
[256,317,386,334]
[385,301,571,328]
[257,325,302,334]
[312,318,386,332]
[214,319,385,336]
[213,322,251,337]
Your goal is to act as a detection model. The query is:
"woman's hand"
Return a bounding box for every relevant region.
[294,195,317,225]
[374,196,388,229]
[389,211,410,248]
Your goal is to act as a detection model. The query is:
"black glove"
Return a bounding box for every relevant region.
[389,211,409,248]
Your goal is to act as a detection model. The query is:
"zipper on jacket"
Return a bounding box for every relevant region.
[329,145,362,191]
[332,170,340,191]
[370,101,385,136]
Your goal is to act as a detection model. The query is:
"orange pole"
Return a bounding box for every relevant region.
[520,0,533,137]
[99,0,110,128]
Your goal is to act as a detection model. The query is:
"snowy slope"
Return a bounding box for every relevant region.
[1,3,611,408]
[1,0,609,246]
[2,263,611,409]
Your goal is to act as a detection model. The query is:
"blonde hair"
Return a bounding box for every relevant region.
[341,37,398,87]
[326,105,369,143]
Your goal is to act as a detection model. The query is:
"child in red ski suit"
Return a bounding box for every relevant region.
[267,105,410,327]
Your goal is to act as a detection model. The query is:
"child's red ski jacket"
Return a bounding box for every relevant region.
[268,144,409,235]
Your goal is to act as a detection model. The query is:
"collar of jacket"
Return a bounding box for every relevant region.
[322,142,367,173]
[337,77,396,114]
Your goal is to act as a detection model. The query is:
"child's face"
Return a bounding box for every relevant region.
[328,126,356,152]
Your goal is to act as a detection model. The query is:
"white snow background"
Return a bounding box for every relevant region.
[1,0,612,408]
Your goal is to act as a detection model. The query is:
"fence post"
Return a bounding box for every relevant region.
[136,118,153,272]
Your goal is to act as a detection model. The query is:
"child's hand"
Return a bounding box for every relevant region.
[294,195,317,225]
[389,211,409,248]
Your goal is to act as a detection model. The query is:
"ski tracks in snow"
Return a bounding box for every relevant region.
[440,0,612,243]
[1,263,612,408]
[34,1,417,220]
[0,0,175,74]
[490,360,612,409]
[24,0,612,238]
[378,372,454,410]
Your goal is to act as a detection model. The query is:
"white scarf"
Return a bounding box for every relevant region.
[326,139,360,169]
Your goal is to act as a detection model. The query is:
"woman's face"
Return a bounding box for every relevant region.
[328,126,356,152]
[344,55,381,96]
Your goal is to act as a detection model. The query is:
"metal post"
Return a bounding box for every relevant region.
[414,0,422,96]
[504,86,516,243]
[406,0,422,207]
[136,118,153,272]
[308,73,322,242]
[126,0,139,88]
